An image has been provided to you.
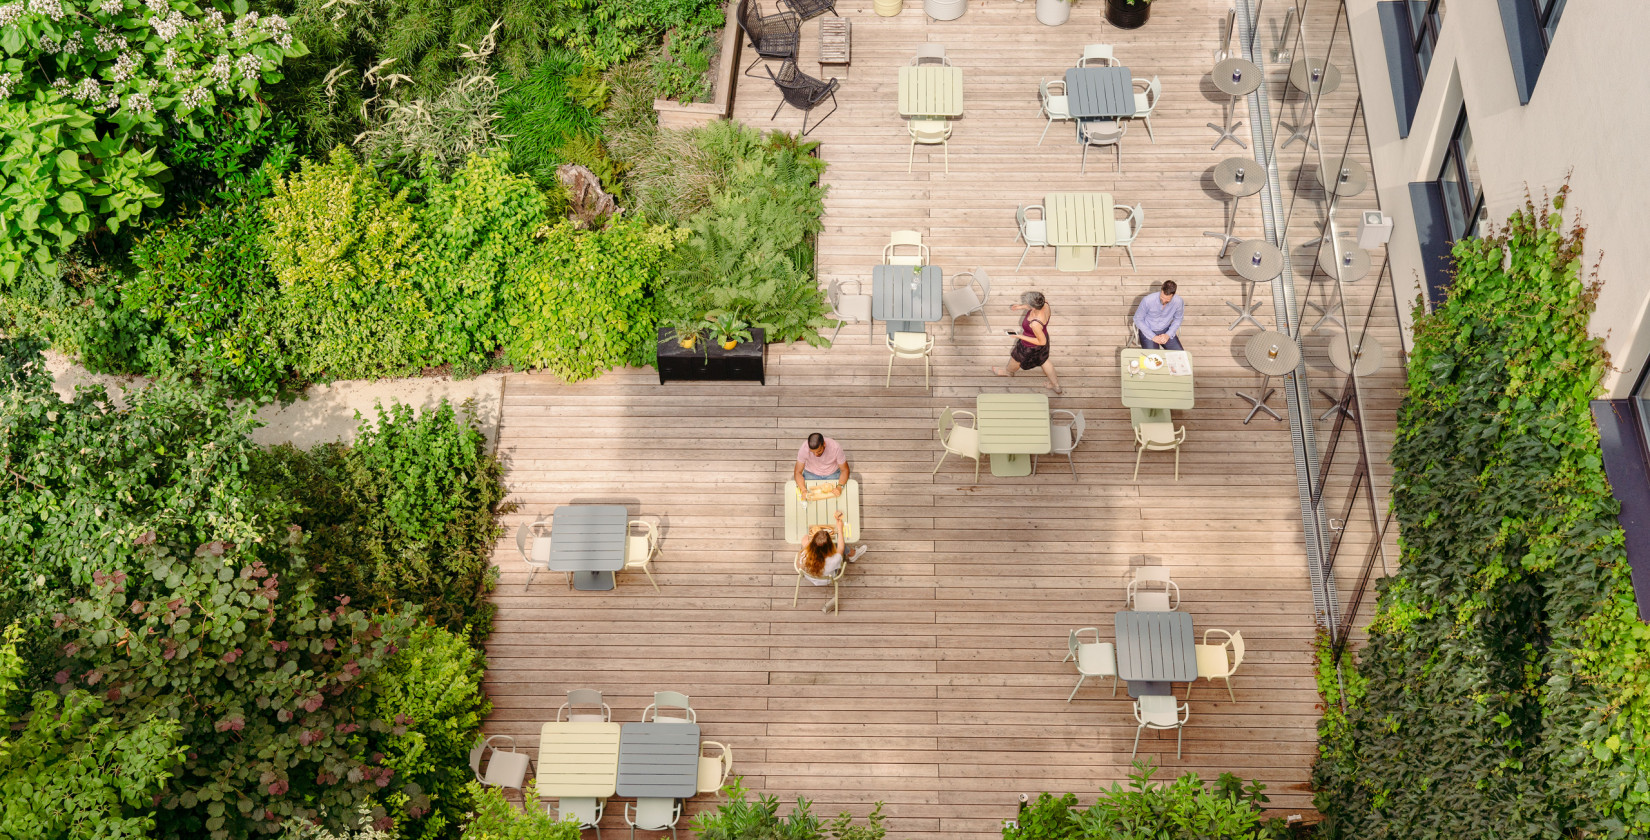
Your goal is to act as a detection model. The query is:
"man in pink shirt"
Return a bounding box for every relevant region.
[794,432,851,496]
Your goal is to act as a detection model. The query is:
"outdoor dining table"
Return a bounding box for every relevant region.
[1119,348,1195,412]
[872,264,942,337]
[1044,192,1115,273]
[1114,611,1198,698]
[785,478,861,544]
[617,722,702,798]
[898,65,964,118]
[1063,67,1135,119]
[537,721,622,798]
[975,393,1051,477]
[549,504,629,591]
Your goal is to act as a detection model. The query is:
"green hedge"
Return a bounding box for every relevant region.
[1002,762,1287,840]
[1313,190,1650,837]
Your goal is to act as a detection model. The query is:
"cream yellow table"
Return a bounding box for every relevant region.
[537,721,621,798]
[1119,348,1195,412]
[785,479,861,544]
[898,66,964,118]
[975,393,1051,477]
[1045,192,1116,272]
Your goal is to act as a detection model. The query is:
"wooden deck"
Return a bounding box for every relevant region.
[483,1,1404,837]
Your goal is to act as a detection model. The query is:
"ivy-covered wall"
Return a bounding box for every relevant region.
[1314,190,1650,837]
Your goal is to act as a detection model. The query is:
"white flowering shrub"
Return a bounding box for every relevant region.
[0,0,307,278]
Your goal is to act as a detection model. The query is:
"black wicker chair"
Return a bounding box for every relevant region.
[737,0,801,79]
[765,59,840,137]
[781,0,838,21]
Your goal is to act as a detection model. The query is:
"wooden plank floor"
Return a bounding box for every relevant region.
[484,2,1403,837]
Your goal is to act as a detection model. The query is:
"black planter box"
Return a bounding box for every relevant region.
[1106,0,1151,28]
[656,327,766,385]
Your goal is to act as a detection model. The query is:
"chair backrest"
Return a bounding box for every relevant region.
[515,522,531,560]
[1082,120,1126,144]
[885,231,929,265]
[939,407,958,440]
[1136,694,1181,726]
[826,279,844,309]
[1080,44,1115,67]
[890,331,931,355]
[1145,76,1162,105]
[1015,205,1030,232]
[634,798,681,830]
[889,230,924,248]
[972,266,991,297]
[1138,421,1181,448]
[559,797,602,828]
[1130,204,1145,235]
[699,741,733,793]
[560,688,610,722]
[1133,565,1172,584]
[468,738,487,780]
[1069,410,1086,446]
[1229,630,1246,666]
[1068,627,1099,657]
[909,120,951,142]
[913,43,947,65]
[648,690,696,723]
[1040,78,1066,106]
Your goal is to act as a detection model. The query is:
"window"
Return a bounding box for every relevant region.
[1532,0,1567,48]
[1437,110,1486,240]
[1406,0,1446,82]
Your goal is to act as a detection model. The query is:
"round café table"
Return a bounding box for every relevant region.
[1318,336,1386,422]
[1204,157,1266,256]
[1317,241,1371,282]
[1314,160,1368,198]
[1239,330,1299,424]
[1209,58,1261,151]
[1282,59,1342,149]
[1226,240,1283,331]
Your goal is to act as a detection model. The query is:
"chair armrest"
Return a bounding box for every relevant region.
[1051,408,1077,423]
[951,409,977,425]
[1202,628,1233,644]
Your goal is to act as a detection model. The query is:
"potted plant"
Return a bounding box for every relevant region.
[1036,0,1071,26]
[1105,0,1150,29]
[663,314,710,350]
[709,312,753,350]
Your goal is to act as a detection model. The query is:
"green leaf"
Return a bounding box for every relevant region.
[56,191,84,214]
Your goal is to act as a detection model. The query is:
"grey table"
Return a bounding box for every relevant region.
[1064,67,1135,119]
[1226,240,1282,330]
[1204,157,1265,256]
[548,505,629,591]
[1283,60,1343,149]
[1114,611,1197,698]
[616,722,701,798]
[1318,336,1386,422]
[1315,160,1369,198]
[1209,58,1261,150]
[1239,330,1300,424]
[872,264,942,337]
[1317,241,1371,282]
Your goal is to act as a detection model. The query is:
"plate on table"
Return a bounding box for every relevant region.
[1141,353,1166,370]
[802,484,843,501]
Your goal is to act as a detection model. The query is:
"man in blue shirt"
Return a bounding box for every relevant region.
[1133,280,1184,350]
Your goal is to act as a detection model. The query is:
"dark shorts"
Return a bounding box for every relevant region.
[1012,341,1050,369]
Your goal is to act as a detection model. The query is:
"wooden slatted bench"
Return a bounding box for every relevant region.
[818,18,850,79]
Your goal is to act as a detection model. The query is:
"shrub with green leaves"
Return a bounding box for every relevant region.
[692,777,886,840]
[0,0,306,276]
[1313,189,1648,837]
[547,0,723,71]
[464,782,583,840]
[504,217,686,381]
[497,49,602,189]
[1004,763,1285,840]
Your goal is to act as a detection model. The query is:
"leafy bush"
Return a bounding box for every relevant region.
[259,398,506,644]
[369,624,491,840]
[0,0,305,276]
[159,107,300,208]
[547,0,723,71]
[692,777,886,840]
[504,217,686,381]
[497,49,603,189]
[1312,190,1646,837]
[463,782,583,840]
[1004,763,1285,840]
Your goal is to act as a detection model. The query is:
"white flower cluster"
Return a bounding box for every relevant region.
[0,72,17,100]
[50,76,69,90]
[178,85,208,110]
[101,91,118,110]
[94,28,126,51]
[27,0,64,21]
[124,90,154,113]
[142,0,165,13]
[72,77,101,102]
[0,2,22,26]
[263,13,291,49]
[230,10,258,39]
[98,0,120,12]
[110,50,137,82]
[152,8,186,41]
[209,53,231,90]
[158,46,178,70]
[236,53,261,79]
[200,7,223,31]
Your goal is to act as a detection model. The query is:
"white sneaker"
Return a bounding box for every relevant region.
[848,545,869,562]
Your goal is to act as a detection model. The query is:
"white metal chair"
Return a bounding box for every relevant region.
[908,119,952,174]
[516,520,554,590]
[942,268,991,338]
[625,798,683,840]
[558,689,612,723]
[1189,629,1245,702]
[1037,79,1073,146]
[468,734,531,791]
[1131,694,1190,759]
[625,518,660,591]
[884,230,929,265]
[1126,566,1180,612]
[826,279,874,344]
[1078,43,1117,67]
[1131,75,1161,141]
[931,408,981,482]
[1113,204,1143,272]
[793,545,848,614]
[1035,409,1084,478]
[1064,627,1117,701]
[911,43,949,65]
[1080,119,1126,174]
[1015,204,1049,270]
[554,798,606,840]
[642,691,697,724]
[1133,421,1186,481]
[886,331,934,391]
[697,741,734,794]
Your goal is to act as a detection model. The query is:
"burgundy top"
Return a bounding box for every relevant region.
[1019,311,1049,347]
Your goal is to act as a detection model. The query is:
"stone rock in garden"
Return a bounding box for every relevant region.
[557,163,621,230]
